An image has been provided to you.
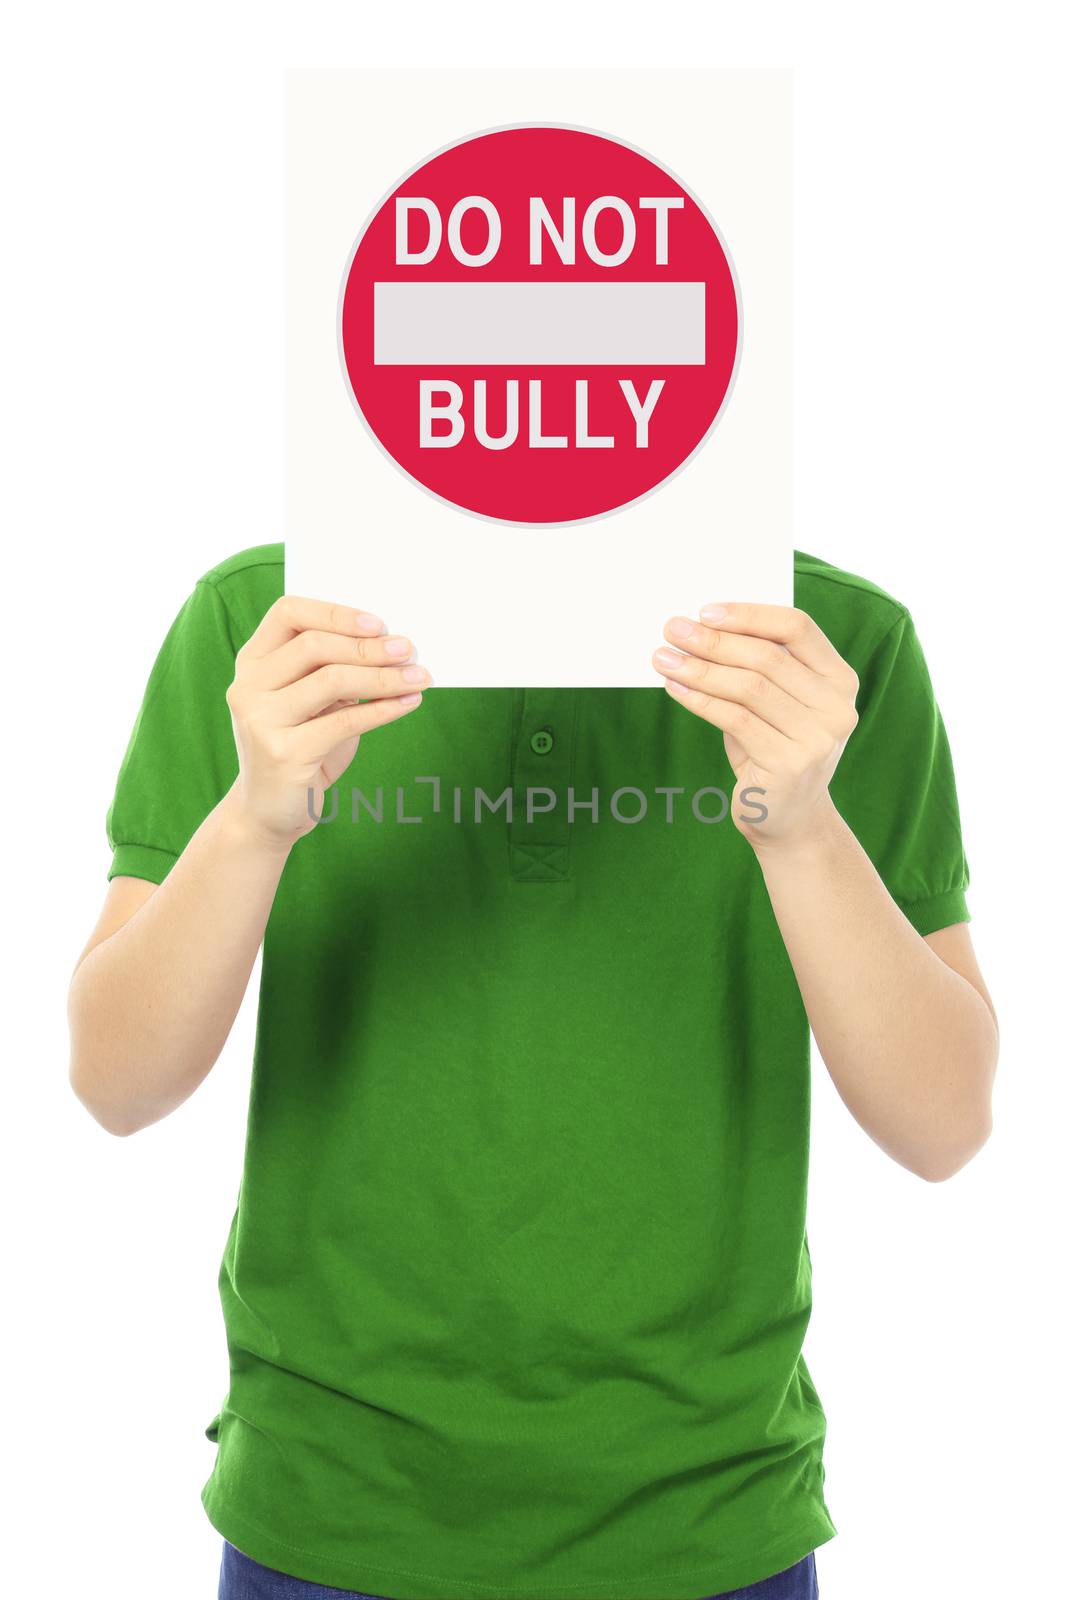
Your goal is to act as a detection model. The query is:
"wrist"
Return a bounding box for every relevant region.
[217,783,301,864]
[747,794,850,872]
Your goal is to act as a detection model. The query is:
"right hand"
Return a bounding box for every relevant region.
[224,595,431,850]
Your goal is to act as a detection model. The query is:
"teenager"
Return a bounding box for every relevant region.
[69,544,997,1599]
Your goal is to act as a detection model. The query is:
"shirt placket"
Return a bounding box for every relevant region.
[507,689,578,883]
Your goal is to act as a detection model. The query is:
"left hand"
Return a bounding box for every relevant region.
[652,602,861,851]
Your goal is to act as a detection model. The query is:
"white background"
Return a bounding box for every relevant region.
[2,4,1063,1597]
[286,68,793,685]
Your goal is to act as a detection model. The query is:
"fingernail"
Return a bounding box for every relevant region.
[395,692,422,706]
[664,678,691,696]
[667,616,697,642]
[402,664,430,683]
[700,604,728,622]
[357,612,384,632]
[383,636,412,659]
[653,647,686,669]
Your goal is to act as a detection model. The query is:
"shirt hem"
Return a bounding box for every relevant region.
[202,1479,838,1600]
[107,841,179,884]
[895,885,970,936]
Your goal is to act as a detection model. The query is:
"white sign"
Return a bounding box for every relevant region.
[286,69,793,686]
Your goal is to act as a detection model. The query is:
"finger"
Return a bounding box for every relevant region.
[697,603,844,676]
[662,616,833,711]
[242,595,387,660]
[663,678,792,767]
[653,647,825,740]
[278,661,433,724]
[294,689,424,761]
[254,628,416,691]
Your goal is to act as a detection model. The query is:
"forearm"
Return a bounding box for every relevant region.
[754,801,998,1180]
[68,784,293,1134]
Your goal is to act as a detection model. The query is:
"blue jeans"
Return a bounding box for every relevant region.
[218,1541,818,1599]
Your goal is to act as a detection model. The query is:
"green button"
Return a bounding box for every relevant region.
[530,728,554,755]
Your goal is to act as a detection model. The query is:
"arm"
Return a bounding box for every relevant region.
[652,602,998,1183]
[755,815,996,1180]
[69,596,431,1136]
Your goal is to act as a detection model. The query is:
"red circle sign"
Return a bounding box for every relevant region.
[340,125,740,526]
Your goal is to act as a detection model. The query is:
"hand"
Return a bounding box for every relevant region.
[652,602,860,851]
[225,595,431,850]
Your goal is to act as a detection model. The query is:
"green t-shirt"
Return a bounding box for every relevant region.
[106,544,969,1599]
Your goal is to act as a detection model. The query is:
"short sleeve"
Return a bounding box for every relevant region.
[106,579,241,885]
[832,610,970,936]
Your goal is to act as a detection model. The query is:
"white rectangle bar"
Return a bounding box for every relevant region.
[373,281,706,366]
